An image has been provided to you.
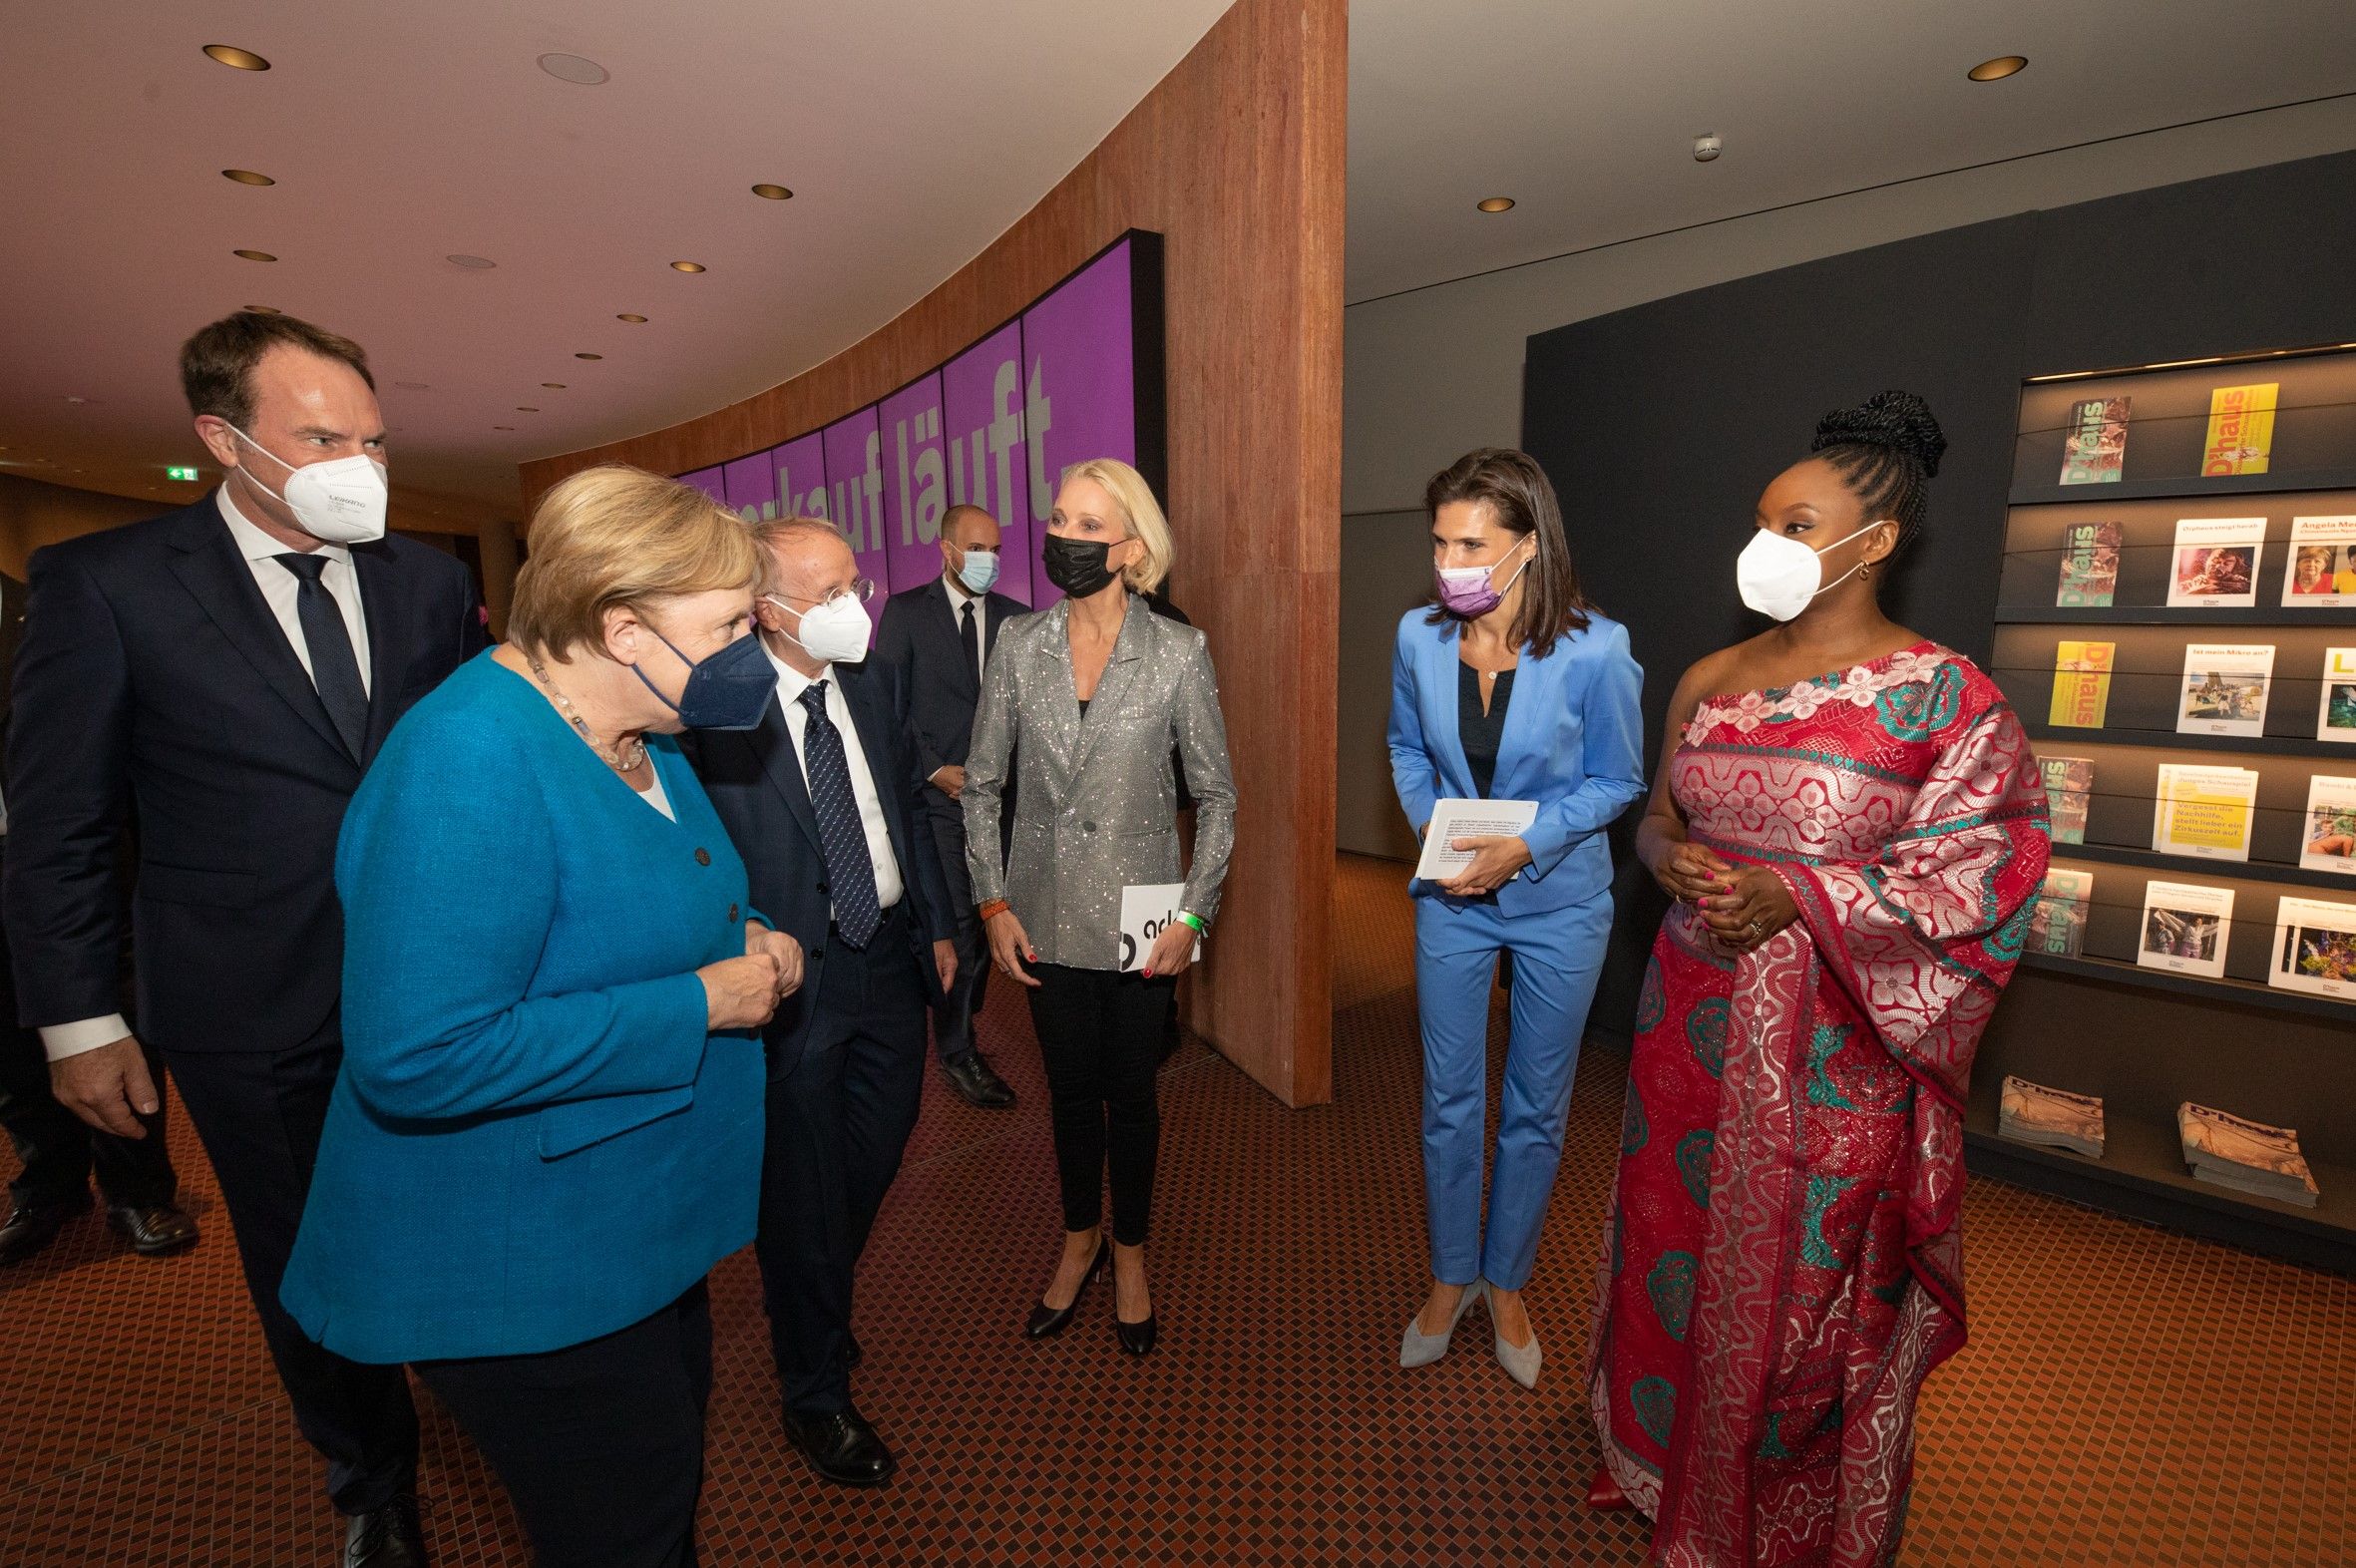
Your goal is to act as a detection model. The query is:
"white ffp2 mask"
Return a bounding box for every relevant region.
[227,425,389,545]
[770,593,872,664]
[1735,522,1883,621]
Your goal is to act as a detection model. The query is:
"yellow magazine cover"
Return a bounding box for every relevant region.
[2201,382,2277,476]
[2049,640,2115,728]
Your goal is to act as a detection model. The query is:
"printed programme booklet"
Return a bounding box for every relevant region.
[2299,775,2356,876]
[2029,868,2094,958]
[2199,382,2277,477]
[2058,396,2131,486]
[2283,516,2356,606]
[2177,643,2274,737]
[2056,521,2123,606]
[2319,647,2356,744]
[2151,764,2257,862]
[2269,895,2356,1003]
[2167,517,2265,607]
[2001,1075,2105,1158]
[2040,755,2094,843]
[2177,1102,2319,1208]
[2049,641,2116,729]
[2138,879,2233,979]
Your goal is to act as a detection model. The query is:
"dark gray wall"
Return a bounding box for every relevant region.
[1519,148,2356,1044]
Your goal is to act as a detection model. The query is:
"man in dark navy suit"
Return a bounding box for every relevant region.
[4,311,487,1567]
[874,503,1024,1108]
[684,517,955,1489]
[0,570,196,1266]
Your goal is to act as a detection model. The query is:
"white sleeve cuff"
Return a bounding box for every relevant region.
[39,1014,132,1062]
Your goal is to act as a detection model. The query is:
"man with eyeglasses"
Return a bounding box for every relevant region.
[681,518,956,1489]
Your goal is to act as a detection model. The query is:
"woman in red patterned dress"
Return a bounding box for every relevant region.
[1586,392,2050,1566]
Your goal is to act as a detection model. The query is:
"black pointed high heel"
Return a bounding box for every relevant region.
[1024,1239,1108,1339]
[1112,1248,1158,1356]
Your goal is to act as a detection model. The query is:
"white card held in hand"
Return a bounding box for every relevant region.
[1415,798,1540,882]
[1118,883,1191,973]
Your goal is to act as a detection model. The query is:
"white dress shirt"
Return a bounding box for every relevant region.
[39,486,375,1062]
[764,642,906,915]
[943,574,987,688]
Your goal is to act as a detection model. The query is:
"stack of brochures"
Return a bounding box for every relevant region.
[2176,1102,2320,1208]
[1999,1076,2105,1159]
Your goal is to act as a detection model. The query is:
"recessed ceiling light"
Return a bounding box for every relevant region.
[1475,197,1514,213]
[750,184,793,201]
[203,44,270,71]
[232,248,277,262]
[1968,55,2028,82]
[244,304,281,314]
[221,169,275,187]
[615,313,648,323]
[668,261,705,273]
[537,52,609,86]
[492,425,516,431]
[541,382,567,389]
[394,380,430,390]
[65,395,90,405]
[515,406,539,412]
[446,254,498,269]
[575,352,603,360]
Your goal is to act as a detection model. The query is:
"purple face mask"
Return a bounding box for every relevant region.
[1435,540,1532,618]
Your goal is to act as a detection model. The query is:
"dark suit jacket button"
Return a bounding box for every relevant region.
[727,903,740,922]
[807,945,823,959]
[694,848,712,866]
[817,882,830,897]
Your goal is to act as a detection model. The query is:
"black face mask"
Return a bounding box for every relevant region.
[1042,533,1122,598]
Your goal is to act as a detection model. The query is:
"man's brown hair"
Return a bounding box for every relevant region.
[180,310,375,430]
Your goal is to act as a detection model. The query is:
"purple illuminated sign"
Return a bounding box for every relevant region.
[674,231,1163,614]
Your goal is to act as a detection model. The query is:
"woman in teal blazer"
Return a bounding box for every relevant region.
[281,468,800,1568]
[1387,448,1646,1390]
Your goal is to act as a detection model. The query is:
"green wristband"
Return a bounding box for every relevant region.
[1175,910,1207,937]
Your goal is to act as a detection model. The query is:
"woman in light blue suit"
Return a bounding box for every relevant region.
[1387,448,1645,1388]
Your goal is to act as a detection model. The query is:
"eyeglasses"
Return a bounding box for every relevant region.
[774,577,875,610]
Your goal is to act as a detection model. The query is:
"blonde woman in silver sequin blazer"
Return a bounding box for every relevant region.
[962,458,1235,1358]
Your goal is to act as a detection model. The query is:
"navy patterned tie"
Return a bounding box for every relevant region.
[274,554,368,759]
[798,681,882,948]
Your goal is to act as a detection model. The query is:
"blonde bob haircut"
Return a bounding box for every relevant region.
[1060,457,1172,594]
[507,465,761,660]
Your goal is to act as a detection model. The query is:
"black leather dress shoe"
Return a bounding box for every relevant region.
[942,1050,1015,1108]
[0,1196,83,1266]
[107,1202,198,1257]
[344,1494,426,1567]
[782,1406,896,1487]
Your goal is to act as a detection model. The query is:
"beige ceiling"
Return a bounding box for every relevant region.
[0,0,1231,530]
[1348,0,2356,304]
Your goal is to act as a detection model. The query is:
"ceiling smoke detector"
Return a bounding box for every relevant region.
[537,53,609,86]
[1693,135,1723,163]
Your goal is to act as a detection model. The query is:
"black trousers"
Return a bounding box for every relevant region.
[0,1020,177,1214]
[1024,963,1174,1247]
[165,1027,419,1514]
[758,902,926,1415]
[417,1283,712,1568]
[921,797,987,1060]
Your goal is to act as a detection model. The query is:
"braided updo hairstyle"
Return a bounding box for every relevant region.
[1808,389,1947,555]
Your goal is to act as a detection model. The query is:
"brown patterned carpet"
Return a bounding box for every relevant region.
[1,853,2348,1565]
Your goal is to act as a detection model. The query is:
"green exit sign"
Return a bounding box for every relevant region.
[166,466,200,482]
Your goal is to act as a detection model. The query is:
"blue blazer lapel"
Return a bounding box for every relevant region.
[350,542,405,762]
[840,669,917,877]
[1486,637,1558,801]
[1425,623,1474,800]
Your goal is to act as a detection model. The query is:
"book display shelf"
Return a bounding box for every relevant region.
[1976,343,2356,1274]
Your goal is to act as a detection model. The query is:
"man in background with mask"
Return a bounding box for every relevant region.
[4,310,487,1568]
[682,517,955,1489]
[875,503,1023,1108]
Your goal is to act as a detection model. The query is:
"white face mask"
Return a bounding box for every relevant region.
[1735,521,1885,621]
[226,424,388,544]
[768,592,871,665]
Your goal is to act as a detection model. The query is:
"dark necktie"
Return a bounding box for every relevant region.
[274,554,368,759]
[797,681,882,948]
[961,598,982,685]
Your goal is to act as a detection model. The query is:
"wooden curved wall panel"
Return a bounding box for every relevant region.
[521,0,1344,1106]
